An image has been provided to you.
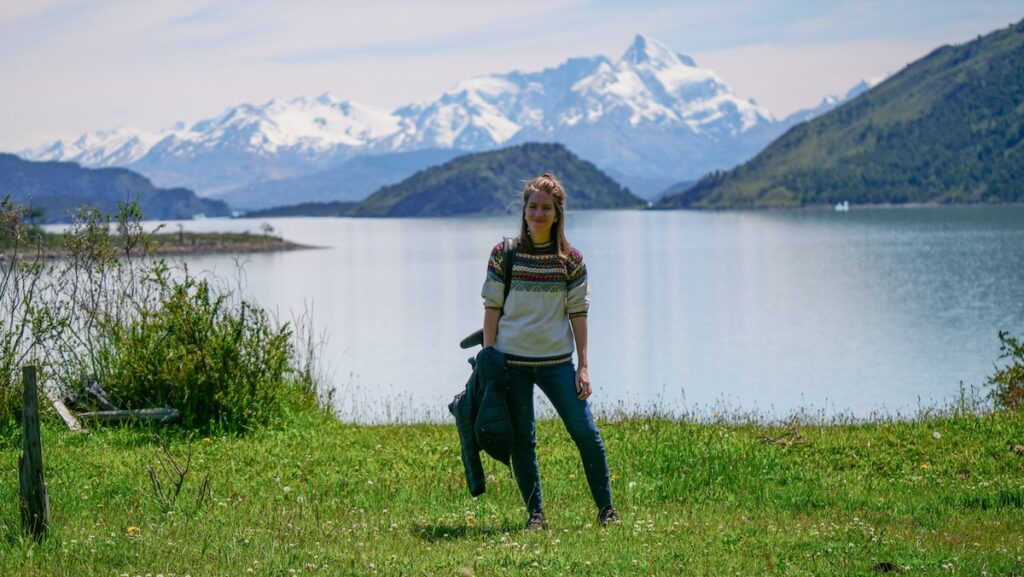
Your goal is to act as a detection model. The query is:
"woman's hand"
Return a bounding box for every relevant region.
[575,365,591,401]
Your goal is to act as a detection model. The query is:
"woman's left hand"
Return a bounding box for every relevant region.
[575,365,591,401]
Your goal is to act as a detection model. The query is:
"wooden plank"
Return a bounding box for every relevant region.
[78,408,180,424]
[44,388,84,432]
[19,365,50,540]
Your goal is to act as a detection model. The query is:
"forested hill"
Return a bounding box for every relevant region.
[351,142,645,217]
[657,19,1024,209]
[0,154,229,222]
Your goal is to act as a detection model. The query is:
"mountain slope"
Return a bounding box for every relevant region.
[657,20,1024,209]
[0,154,228,223]
[352,143,644,217]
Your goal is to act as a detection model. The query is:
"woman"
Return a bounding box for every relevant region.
[481,173,618,530]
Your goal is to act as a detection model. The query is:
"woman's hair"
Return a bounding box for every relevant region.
[518,172,571,257]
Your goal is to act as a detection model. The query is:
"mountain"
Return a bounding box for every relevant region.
[20,35,866,203]
[24,94,399,197]
[218,149,464,210]
[0,153,228,223]
[240,201,357,218]
[656,20,1024,209]
[352,142,645,217]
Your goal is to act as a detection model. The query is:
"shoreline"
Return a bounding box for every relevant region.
[230,201,1024,218]
[1,234,316,261]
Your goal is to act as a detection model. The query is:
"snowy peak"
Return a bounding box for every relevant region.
[24,96,401,166]
[570,35,774,133]
[21,34,781,168]
[191,96,400,152]
[23,125,167,166]
[17,33,880,197]
[620,34,696,69]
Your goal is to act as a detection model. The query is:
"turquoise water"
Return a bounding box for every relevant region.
[147,206,1024,421]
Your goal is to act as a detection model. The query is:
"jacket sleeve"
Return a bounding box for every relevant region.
[455,365,486,497]
[565,248,589,319]
[481,241,507,310]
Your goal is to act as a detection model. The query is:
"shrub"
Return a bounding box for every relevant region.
[987,330,1024,411]
[0,197,48,425]
[1,198,323,431]
[95,265,307,430]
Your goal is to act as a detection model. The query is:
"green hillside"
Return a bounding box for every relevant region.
[351,142,645,217]
[657,19,1024,209]
[240,200,356,218]
[1,154,229,222]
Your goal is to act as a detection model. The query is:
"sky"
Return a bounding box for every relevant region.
[1,0,1022,152]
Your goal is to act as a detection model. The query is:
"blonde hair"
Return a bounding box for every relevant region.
[518,172,570,258]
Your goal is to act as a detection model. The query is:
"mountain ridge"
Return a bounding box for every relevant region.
[19,35,868,202]
[0,153,229,223]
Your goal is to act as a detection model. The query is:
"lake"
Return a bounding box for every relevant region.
[146,206,1024,422]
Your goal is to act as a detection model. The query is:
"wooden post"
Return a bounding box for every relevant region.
[19,365,50,539]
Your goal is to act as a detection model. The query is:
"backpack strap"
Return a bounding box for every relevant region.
[501,236,517,305]
[457,237,518,350]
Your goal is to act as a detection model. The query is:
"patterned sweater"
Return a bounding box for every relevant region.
[481,240,589,365]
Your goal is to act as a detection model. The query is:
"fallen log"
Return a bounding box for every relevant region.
[77,408,180,424]
[84,382,118,411]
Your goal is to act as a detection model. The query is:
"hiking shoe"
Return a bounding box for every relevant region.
[525,511,548,531]
[598,505,620,526]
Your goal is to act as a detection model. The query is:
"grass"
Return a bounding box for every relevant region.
[1,409,1022,576]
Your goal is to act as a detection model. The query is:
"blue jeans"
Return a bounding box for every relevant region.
[505,362,613,514]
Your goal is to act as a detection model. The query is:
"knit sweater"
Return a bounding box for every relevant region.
[481,239,589,365]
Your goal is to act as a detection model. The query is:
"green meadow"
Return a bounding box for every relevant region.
[1,408,1022,576]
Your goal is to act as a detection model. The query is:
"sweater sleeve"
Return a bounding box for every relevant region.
[481,242,507,310]
[565,248,589,318]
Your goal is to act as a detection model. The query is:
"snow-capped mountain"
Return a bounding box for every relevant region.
[20,35,878,201]
[29,125,171,167]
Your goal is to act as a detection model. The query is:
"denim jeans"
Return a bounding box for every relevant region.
[505,362,613,514]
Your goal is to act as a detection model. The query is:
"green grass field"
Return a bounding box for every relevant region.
[1,408,1022,576]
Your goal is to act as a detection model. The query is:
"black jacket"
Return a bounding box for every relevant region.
[449,347,512,496]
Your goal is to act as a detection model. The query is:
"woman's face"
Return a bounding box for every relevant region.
[524,189,558,240]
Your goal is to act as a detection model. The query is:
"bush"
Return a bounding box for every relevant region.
[987,330,1024,412]
[0,197,47,425]
[96,265,309,430]
[0,199,322,431]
